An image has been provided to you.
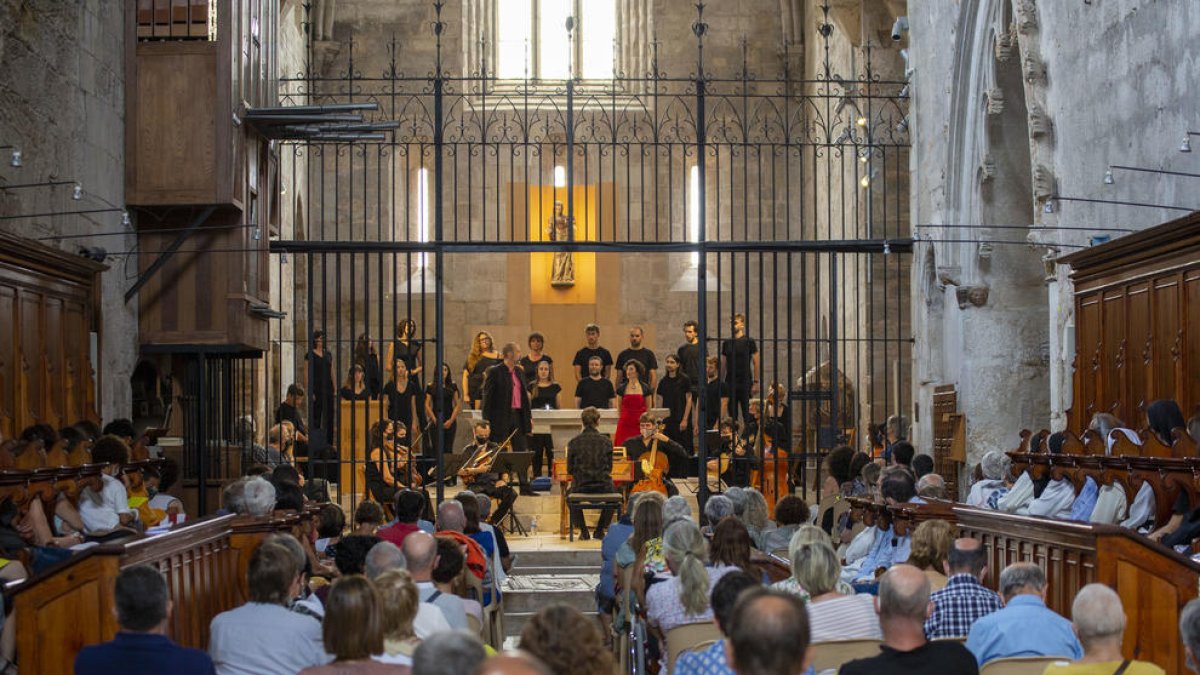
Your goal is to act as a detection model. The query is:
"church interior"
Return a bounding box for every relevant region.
[2,0,1200,673]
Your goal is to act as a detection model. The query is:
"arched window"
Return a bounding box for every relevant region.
[494,0,616,80]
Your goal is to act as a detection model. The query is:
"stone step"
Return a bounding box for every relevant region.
[501,573,599,614]
[510,564,601,576]
[504,608,599,639]
[506,548,604,569]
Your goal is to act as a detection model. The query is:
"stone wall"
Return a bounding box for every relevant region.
[0,0,134,421]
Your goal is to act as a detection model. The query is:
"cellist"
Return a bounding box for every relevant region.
[626,413,688,497]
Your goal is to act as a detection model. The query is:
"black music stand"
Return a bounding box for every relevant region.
[495,451,534,536]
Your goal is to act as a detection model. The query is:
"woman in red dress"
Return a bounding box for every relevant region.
[614,360,652,446]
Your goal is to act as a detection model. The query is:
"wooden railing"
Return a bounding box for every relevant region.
[7,512,299,673]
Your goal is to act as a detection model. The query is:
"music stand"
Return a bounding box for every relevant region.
[430,452,471,489]
[495,451,534,536]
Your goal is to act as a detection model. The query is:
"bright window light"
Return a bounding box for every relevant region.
[417,168,430,268]
[538,0,571,80]
[580,0,616,79]
[688,164,700,265]
[496,0,532,78]
[553,165,567,188]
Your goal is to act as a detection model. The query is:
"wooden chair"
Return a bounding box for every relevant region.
[466,612,483,638]
[665,622,722,673]
[979,656,1065,674]
[808,638,883,673]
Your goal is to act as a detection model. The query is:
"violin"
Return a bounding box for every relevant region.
[458,428,518,482]
[632,423,670,495]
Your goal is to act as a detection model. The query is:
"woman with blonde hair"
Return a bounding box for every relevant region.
[741,487,773,547]
[373,569,422,667]
[772,524,854,599]
[299,575,403,674]
[906,518,954,591]
[462,331,500,409]
[645,519,737,634]
[790,540,881,643]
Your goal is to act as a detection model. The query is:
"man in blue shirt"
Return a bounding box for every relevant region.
[75,564,216,675]
[966,562,1082,666]
[853,466,925,583]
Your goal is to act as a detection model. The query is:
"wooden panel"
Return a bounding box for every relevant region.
[1150,275,1180,410]
[0,286,15,439]
[1187,270,1200,414]
[1125,281,1150,414]
[1073,293,1102,431]
[14,553,120,674]
[1100,288,1126,423]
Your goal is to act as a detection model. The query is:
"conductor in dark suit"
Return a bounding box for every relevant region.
[481,342,534,493]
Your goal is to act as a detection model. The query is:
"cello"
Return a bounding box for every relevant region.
[632,422,670,495]
[758,429,789,519]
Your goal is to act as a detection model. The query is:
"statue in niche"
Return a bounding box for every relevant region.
[548,201,575,287]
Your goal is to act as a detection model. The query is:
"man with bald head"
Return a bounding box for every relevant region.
[966,562,1081,666]
[474,651,555,675]
[724,588,813,675]
[1044,583,1164,674]
[403,531,469,631]
[841,565,978,674]
[924,537,1002,639]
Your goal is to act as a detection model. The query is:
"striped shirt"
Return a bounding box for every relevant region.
[807,593,882,642]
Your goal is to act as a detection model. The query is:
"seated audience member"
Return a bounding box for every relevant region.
[239,476,277,517]
[432,536,483,626]
[1043,584,1165,675]
[724,588,815,675]
[615,493,668,612]
[219,477,248,515]
[1069,414,1124,522]
[411,632,487,675]
[916,473,946,500]
[905,519,953,591]
[364,541,452,639]
[79,435,139,533]
[473,492,512,577]
[664,494,693,529]
[757,495,809,553]
[373,569,424,667]
[740,488,774,547]
[839,565,979,675]
[433,499,487,581]
[851,466,924,582]
[702,494,735,533]
[75,565,215,675]
[1026,433,1077,520]
[264,533,323,622]
[380,490,427,548]
[299,575,403,674]
[820,445,857,501]
[597,492,639,618]
[209,541,329,674]
[335,534,383,576]
[710,517,756,575]
[403,531,470,631]
[891,441,916,469]
[476,652,553,675]
[724,487,748,521]
[674,571,760,675]
[315,503,346,555]
[646,519,738,634]
[273,480,306,513]
[355,501,386,536]
[519,603,615,675]
[456,492,501,591]
[145,458,185,520]
[793,540,881,641]
[965,562,1082,666]
[1181,598,1200,674]
[911,453,934,480]
[966,451,1009,508]
[924,538,1002,639]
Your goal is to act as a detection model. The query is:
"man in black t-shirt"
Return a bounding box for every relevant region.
[656,354,694,470]
[695,356,729,432]
[572,323,613,381]
[615,325,658,388]
[838,565,980,675]
[677,320,702,392]
[720,313,759,424]
[575,356,617,409]
[274,383,310,444]
[518,331,553,388]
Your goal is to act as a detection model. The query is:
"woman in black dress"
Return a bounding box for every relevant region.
[386,318,423,383]
[462,330,501,410]
[383,357,423,438]
[424,362,462,454]
[527,360,561,478]
[656,353,694,477]
[354,334,383,397]
[305,330,336,436]
[339,364,374,401]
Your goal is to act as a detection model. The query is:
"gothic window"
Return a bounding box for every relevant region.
[493,0,616,80]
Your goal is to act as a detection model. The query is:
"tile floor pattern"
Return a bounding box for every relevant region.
[503,573,600,593]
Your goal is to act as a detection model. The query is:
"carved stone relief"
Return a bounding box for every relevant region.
[955,286,990,308]
[1033,165,1054,199]
[1028,104,1052,138]
[985,87,1005,114]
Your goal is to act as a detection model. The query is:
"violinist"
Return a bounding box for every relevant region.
[458,421,518,526]
[366,420,417,506]
[625,413,687,497]
[708,417,758,488]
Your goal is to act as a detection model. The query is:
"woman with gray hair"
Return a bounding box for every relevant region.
[741,488,774,548]
[663,495,692,528]
[240,476,277,517]
[702,493,734,535]
[966,450,1009,508]
[645,520,737,635]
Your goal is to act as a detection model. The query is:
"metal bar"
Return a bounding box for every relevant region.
[124,205,217,302]
[270,238,915,254]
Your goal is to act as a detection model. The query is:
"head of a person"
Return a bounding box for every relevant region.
[346,363,365,388]
[624,359,644,383]
[312,330,326,349]
[663,495,692,527]
[724,589,812,675]
[580,406,601,430]
[940,535,988,578]
[370,419,394,450]
[662,519,711,615]
[234,415,257,445]
[876,564,933,628]
[222,477,248,513]
[272,480,305,513]
[587,355,603,377]
[364,540,406,580]
[742,488,770,530]
[472,420,491,444]
[247,541,302,605]
[401,531,439,577]
[979,451,1006,481]
[724,486,748,517]
[286,383,306,405]
[710,571,760,635]
[91,434,130,471]
[102,418,137,443]
[628,325,644,348]
[916,473,946,500]
[911,453,935,480]
[399,318,416,338]
[791,539,841,596]
[773,496,809,528]
[264,534,309,586]
[880,465,917,506]
[501,342,521,365]
[114,564,171,633]
[631,495,665,552]
[375,568,420,641]
[477,652,555,675]
[323,575,384,662]
[475,492,493,522]
[240,476,277,516]
[584,323,600,346]
[907,519,954,573]
[391,357,409,380]
[998,562,1047,602]
[1181,598,1200,672]
[710,517,754,570]
[535,360,552,383]
[705,355,719,378]
[885,414,910,443]
[413,632,487,675]
[334,534,383,576]
[891,441,916,467]
[703,494,735,525]
[456,491,483,534]
[719,417,736,438]
[528,331,544,351]
[1071,583,1127,654]
[1146,399,1187,445]
[824,445,856,485]
[732,313,746,332]
[861,461,882,494]
[437,499,467,532]
[1088,413,1123,441]
[664,353,680,374]
[271,462,301,486]
[519,603,615,675]
[849,451,871,481]
[395,489,426,524]
[683,320,698,342]
[432,536,465,585]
